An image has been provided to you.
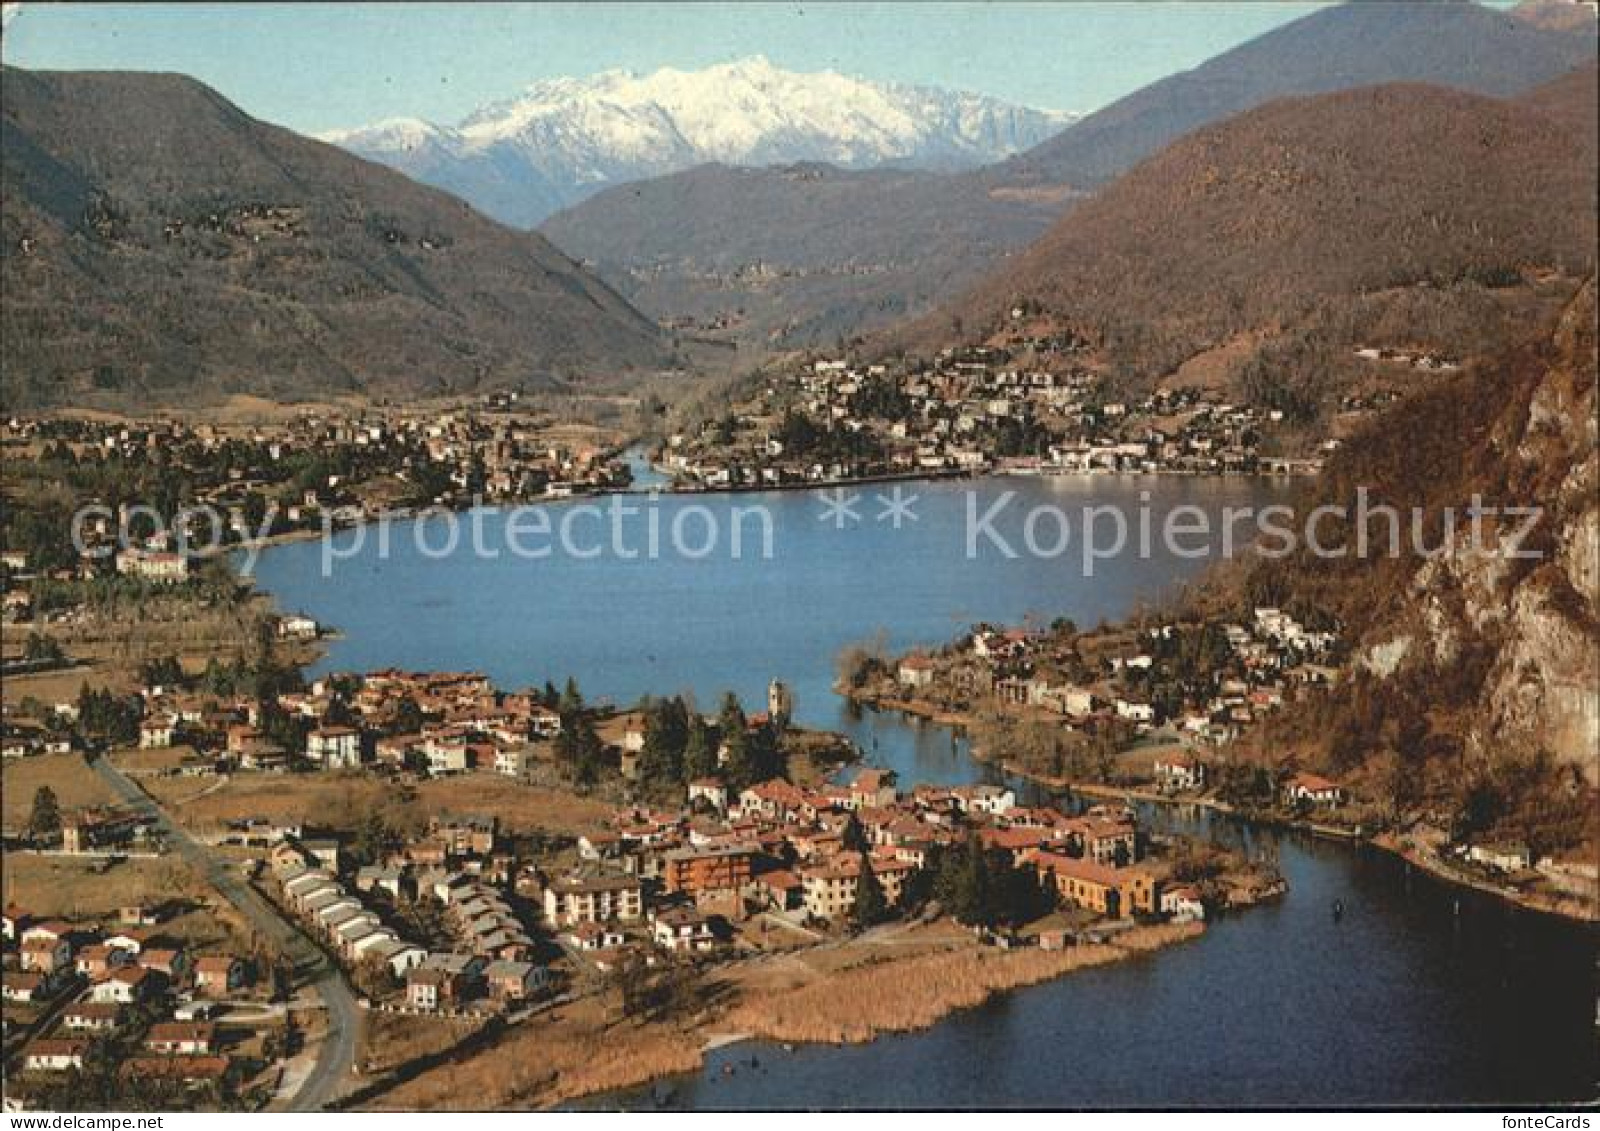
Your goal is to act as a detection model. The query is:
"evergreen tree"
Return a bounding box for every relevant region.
[558,677,585,719]
[203,656,232,696]
[746,721,786,783]
[137,654,184,688]
[936,834,994,927]
[392,695,425,734]
[682,716,717,780]
[841,812,868,854]
[556,713,604,787]
[851,853,888,930]
[719,725,754,789]
[716,691,746,736]
[640,696,689,785]
[29,785,60,841]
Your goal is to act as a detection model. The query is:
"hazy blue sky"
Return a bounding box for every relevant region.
[1,2,1516,134]
[1,1,1331,132]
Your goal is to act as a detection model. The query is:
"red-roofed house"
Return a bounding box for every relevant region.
[1030,851,1157,918]
[145,1022,216,1055]
[25,1038,89,1072]
[1282,772,1345,808]
[194,955,247,993]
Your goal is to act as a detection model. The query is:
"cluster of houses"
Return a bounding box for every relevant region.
[280,813,562,1013]
[2,903,250,1087]
[899,606,1342,754]
[289,669,564,777]
[79,667,785,798]
[0,798,159,855]
[659,346,1323,490]
[533,767,1206,973]
[0,405,636,623]
[266,820,546,1016]
[83,667,567,780]
[1352,346,1459,373]
[884,608,1359,815]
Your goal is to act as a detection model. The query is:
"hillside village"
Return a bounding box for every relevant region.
[850,602,1598,914]
[868,605,1343,761]
[3,900,285,1108]
[0,401,632,592]
[653,340,1432,490]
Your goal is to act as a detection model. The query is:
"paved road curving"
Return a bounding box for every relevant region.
[87,756,359,1111]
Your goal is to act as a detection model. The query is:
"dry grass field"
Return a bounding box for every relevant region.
[723,920,1204,1045]
[142,769,615,838]
[359,1012,487,1077]
[363,994,702,1111]
[416,776,616,837]
[0,852,260,954]
[359,918,1204,1109]
[1,752,118,828]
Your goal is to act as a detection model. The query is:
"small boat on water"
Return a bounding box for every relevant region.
[1332,898,1345,922]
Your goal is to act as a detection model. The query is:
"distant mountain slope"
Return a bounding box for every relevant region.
[919,83,1596,373]
[993,0,1598,191]
[544,2,1595,353]
[541,162,1070,348]
[0,67,670,408]
[322,58,1074,227]
[1517,60,1600,158]
[1512,0,1598,33]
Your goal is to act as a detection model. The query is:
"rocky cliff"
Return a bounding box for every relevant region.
[1239,280,1597,855]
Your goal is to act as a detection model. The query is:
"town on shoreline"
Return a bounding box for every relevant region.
[2,380,1594,1113]
[841,608,1600,924]
[0,590,1274,1111]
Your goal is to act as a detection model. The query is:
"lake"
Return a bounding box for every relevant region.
[246,473,1598,1107]
[252,474,1287,784]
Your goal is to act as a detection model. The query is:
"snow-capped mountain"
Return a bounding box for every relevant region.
[320,57,1075,227]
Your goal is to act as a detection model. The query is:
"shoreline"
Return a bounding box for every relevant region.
[846,690,1598,925]
[216,461,1308,565]
[551,920,1205,1110]
[157,496,1590,1112]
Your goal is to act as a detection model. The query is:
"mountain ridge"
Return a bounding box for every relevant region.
[0,66,672,408]
[323,57,1076,227]
[993,0,1598,191]
[543,1,1596,354]
[892,79,1596,416]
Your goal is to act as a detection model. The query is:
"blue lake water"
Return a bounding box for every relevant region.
[245,474,1598,1107]
[619,811,1596,1109]
[250,474,1285,785]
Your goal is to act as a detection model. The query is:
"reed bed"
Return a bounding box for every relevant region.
[366,1001,703,1111]
[366,922,1205,1109]
[727,921,1204,1045]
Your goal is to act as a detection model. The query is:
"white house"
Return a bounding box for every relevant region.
[139,714,177,749]
[652,908,715,953]
[1160,885,1206,921]
[897,655,936,689]
[24,1039,88,1072]
[1114,699,1156,724]
[307,726,362,770]
[1464,841,1533,874]
[1153,756,1206,792]
[687,778,729,812]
